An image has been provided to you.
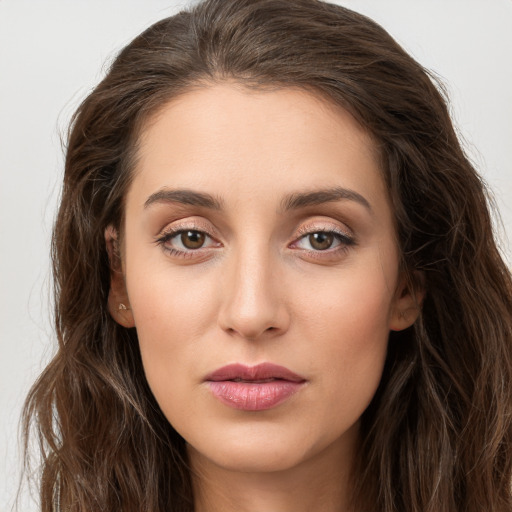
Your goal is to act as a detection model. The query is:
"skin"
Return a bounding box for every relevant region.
[107,83,420,512]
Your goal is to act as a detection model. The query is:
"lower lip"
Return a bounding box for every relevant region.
[207,380,304,411]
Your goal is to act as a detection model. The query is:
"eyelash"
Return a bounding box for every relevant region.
[292,225,356,258]
[154,223,218,259]
[154,223,356,260]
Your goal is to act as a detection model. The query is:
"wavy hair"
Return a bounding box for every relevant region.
[22,0,512,511]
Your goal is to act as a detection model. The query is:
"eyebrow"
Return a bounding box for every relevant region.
[143,186,371,213]
[144,188,224,210]
[279,186,372,213]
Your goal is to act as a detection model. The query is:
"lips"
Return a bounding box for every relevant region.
[205,363,306,411]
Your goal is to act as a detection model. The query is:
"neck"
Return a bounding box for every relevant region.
[189,429,358,512]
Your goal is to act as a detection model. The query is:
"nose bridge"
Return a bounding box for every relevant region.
[219,237,287,340]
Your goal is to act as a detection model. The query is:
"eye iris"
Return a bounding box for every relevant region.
[181,231,205,249]
[309,232,334,250]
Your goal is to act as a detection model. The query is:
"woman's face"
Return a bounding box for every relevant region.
[112,83,417,475]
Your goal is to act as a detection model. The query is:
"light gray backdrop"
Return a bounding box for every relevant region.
[1,1,511,510]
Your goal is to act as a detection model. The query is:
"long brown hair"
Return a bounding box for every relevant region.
[22,0,512,510]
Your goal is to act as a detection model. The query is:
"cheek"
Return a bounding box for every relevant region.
[297,256,394,349]
[127,265,219,409]
[128,255,218,336]
[295,262,394,412]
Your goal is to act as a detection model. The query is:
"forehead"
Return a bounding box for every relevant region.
[128,83,387,215]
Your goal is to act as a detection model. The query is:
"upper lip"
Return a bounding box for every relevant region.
[205,363,306,383]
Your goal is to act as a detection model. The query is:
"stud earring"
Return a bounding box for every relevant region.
[118,303,130,311]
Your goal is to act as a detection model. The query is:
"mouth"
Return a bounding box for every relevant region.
[205,363,306,411]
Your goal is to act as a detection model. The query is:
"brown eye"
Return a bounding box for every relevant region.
[181,230,206,249]
[308,232,335,250]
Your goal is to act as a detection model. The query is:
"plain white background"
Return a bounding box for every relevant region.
[1,1,511,510]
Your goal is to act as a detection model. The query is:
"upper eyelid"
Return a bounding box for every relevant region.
[157,219,218,237]
[291,227,355,250]
[156,227,353,252]
[154,229,219,255]
[296,223,351,233]
[295,220,354,238]
[156,227,217,245]
[157,219,353,239]
[155,227,355,263]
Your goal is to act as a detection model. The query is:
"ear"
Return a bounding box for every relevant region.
[105,225,135,328]
[389,272,424,331]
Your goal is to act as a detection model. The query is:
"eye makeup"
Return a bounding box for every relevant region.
[153,220,222,260]
[290,223,356,261]
[153,217,357,262]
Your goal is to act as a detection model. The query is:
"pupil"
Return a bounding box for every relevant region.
[310,232,333,250]
[181,231,205,249]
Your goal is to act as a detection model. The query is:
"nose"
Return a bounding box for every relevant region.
[218,244,290,341]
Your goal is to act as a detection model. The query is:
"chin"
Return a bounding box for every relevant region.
[189,438,309,474]
[185,418,356,476]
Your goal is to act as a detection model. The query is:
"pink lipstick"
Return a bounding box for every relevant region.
[205,363,306,411]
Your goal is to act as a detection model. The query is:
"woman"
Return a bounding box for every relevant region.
[22,0,512,510]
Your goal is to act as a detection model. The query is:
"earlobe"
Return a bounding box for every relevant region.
[105,225,135,328]
[389,272,425,332]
